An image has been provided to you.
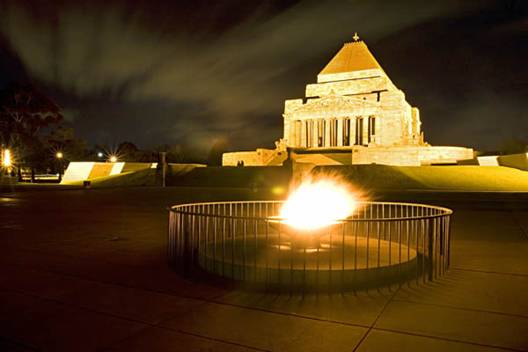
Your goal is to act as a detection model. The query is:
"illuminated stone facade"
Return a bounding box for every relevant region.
[223,35,473,166]
[284,38,422,149]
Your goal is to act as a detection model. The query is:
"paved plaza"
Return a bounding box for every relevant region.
[1,187,527,351]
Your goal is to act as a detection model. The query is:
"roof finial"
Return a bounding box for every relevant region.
[352,32,360,42]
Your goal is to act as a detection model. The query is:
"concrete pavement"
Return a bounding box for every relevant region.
[0,187,527,351]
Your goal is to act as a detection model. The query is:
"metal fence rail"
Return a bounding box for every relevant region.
[168,201,452,291]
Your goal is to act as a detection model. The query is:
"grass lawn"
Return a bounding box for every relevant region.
[316,165,528,192]
[59,165,291,190]
[17,164,528,193]
[167,166,291,188]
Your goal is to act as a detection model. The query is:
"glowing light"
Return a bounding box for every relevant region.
[279,179,356,231]
[97,152,104,158]
[2,149,12,168]
[56,152,63,159]
[109,155,118,163]
[271,186,285,195]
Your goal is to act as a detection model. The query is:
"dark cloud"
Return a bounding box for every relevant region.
[0,0,526,152]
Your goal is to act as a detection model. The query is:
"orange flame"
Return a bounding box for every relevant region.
[279,178,357,231]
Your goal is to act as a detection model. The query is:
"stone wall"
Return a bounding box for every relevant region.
[61,161,157,183]
[473,153,528,170]
[317,68,383,83]
[352,146,474,166]
[290,146,474,167]
[283,76,421,149]
[305,76,390,98]
[224,145,474,168]
[62,162,95,182]
[417,146,475,165]
[476,156,500,166]
[222,148,287,166]
[222,151,267,166]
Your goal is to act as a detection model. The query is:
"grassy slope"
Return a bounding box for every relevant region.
[315,165,528,192]
[498,153,528,171]
[59,164,528,192]
[61,165,291,189]
[168,166,291,188]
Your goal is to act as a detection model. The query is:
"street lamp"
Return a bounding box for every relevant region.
[55,151,64,182]
[97,152,104,158]
[2,149,12,168]
[109,155,118,163]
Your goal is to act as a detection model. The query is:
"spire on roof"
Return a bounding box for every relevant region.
[352,32,360,42]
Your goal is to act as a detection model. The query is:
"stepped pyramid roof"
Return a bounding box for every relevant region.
[319,38,382,76]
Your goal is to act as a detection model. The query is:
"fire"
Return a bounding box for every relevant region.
[279,179,356,231]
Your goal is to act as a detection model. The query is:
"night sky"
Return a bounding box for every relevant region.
[0,0,526,154]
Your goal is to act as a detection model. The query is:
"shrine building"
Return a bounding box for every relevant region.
[223,34,473,167]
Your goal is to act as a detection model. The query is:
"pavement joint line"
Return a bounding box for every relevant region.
[3,269,388,329]
[3,197,527,350]
[206,297,374,329]
[3,262,383,330]
[5,276,524,351]
[451,267,528,278]
[391,298,528,319]
[97,322,155,352]
[3,288,267,352]
[3,288,163,351]
[4,255,525,325]
[371,326,525,352]
[3,287,175,327]
[171,330,271,352]
[1,262,226,304]
[352,285,401,352]
[18,260,509,338]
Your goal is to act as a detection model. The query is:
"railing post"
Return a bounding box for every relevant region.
[446,216,452,270]
[428,218,434,281]
[182,214,192,277]
[168,210,174,266]
[167,201,452,291]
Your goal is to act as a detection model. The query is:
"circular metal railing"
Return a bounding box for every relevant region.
[168,201,452,291]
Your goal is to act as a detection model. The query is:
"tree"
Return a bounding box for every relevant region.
[0,84,63,145]
[116,141,139,161]
[46,125,89,161]
[0,84,63,178]
[154,144,189,163]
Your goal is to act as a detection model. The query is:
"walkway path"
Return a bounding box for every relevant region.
[1,188,527,351]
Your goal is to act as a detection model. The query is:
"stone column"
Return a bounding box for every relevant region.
[294,120,302,146]
[363,116,369,145]
[312,119,319,148]
[325,119,331,147]
[283,118,291,145]
[350,117,356,146]
[289,121,295,146]
[309,120,315,148]
[337,118,343,147]
[300,120,307,147]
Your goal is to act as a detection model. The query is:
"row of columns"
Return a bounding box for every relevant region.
[290,116,376,148]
